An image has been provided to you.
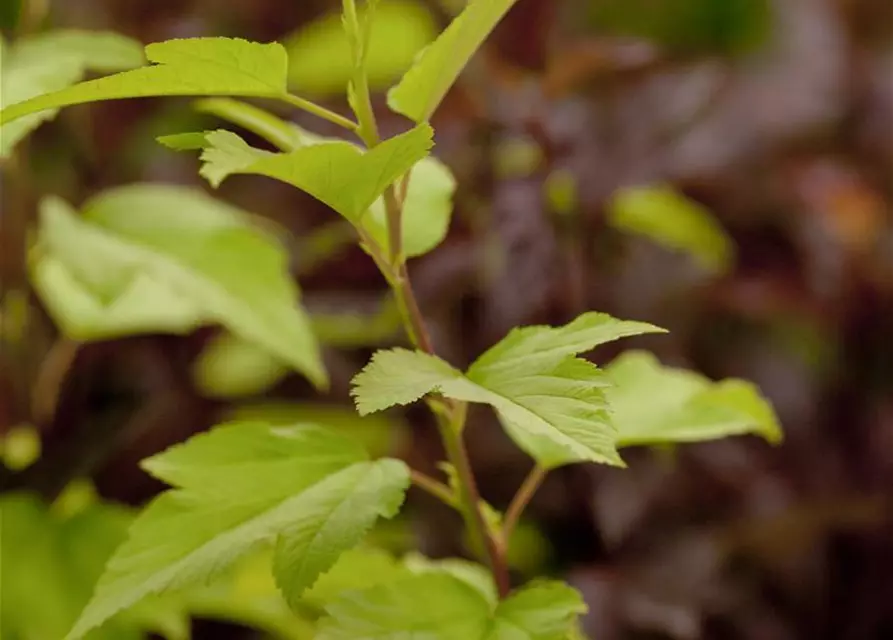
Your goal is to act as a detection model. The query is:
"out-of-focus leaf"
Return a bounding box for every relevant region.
[605,351,783,447]
[0,0,21,30]
[302,547,411,609]
[0,29,143,156]
[285,0,437,97]
[29,187,326,388]
[363,156,457,258]
[0,423,40,470]
[185,551,315,640]
[587,0,772,56]
[0,493,187,640]
[192,331,291,399]
[607,184,734,273]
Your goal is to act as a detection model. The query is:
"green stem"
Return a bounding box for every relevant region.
[279,93,358,132]
[410,469,457,507]
[345,1,511,597]
[502,465,547,545]
[438,409,511,598]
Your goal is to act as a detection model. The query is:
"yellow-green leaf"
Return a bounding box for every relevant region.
[387,0,520,122]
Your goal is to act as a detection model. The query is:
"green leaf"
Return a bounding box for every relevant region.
[225,402,407,459]
[352,313,665,467]
[68,422,409,638]
[587,0,772,57]
[184,551,316,640]
[605,351,783,447]
[195,124,433,223]
[607,184,734,273]
[0,37,288,126]
[30,187,326,387]
[284,0,437,97]
[0,493,186,640]
[0,29,143,156]
[486,581,586,640]
[272,459,410,607]
[301,547,411,609]
[193,97,305,151]
[404,553,497,606]
[364,155,457,258]
[175,125,448,257]
[192,331,290,399]
[317,571,585,640]
[317,573,493,640]
[387,0,519,122]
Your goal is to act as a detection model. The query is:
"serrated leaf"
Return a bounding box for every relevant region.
[285,0,436,97]
[31,187,326,387]
[193,124,433,223]
[353,313,665,467]
[317,573,493,640]
[0,37,288,126]
[318,572,585,640]
[272,459,410,607]
[68,423,409,639]
[607,185,734,273]
[0,29,143,156]
[605,351,783,447]
[387,0,519,122]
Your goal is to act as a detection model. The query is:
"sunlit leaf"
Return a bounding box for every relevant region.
[388,0,519,122]
[193,125,433,224]
[225,402,406,459]
[353,313,665,467]
[605,350,782,447]
[69,423,409,638]
[0,37,288,126]
[607,184,734,273]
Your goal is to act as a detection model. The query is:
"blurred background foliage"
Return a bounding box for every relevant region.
[1,0,892,638]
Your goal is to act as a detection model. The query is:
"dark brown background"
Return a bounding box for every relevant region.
[1,1,892,638]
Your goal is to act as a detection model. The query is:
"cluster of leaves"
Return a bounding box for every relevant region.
[0,0,783,638]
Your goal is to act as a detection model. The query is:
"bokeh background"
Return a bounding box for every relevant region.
[1,1,892,639]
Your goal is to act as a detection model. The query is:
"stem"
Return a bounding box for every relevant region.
[346,9,511,597]
[502,465,548,544]
[279,93,358,132]
[410,469,457,507]
[438,411,511,598]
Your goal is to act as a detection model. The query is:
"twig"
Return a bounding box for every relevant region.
[502,465,548,544]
